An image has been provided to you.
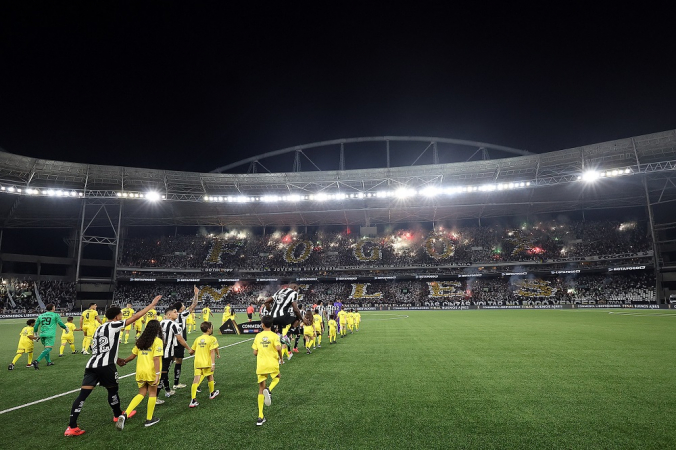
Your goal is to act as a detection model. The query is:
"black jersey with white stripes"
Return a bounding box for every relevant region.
[86,320,125,369]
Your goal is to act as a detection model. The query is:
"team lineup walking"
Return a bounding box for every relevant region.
[7,284,362,435]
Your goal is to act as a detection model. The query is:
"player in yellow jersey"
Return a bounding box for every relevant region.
[186,311,196,333]
[118,320,164,428]
[302,310,316,354]
[121,304,135,344]
[59,317,81,356]
[221,304,232,325]
[144,307,158,329]
[312,309,323,349]
[346,309,355,334]
[134,315,144,338]
[327,314,337,344]
[189,321,220,407]
[100,313,108,325]
[354,309,361,331]
[252,315,282,426]
[337,309,347,338]
[8,319,37,370]
[201,305,212,322]
[80,303,101,354]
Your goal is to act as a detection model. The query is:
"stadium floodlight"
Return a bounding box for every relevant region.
[420,186,441,197]
[394,187,416,199]
[8,186,15,193]
[582,170,600,182]
[315,192,329,201]
[261,195,279,203]
[146,191,161,202]
[376,190,390,198]
[625,168,631,174]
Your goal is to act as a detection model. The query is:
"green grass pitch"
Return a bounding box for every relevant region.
[1,310,675,449]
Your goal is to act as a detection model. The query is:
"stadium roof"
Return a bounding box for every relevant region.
[1,130,676,228]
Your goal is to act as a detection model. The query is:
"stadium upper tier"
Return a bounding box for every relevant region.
[117,220,651,271]
[1,130,676,227]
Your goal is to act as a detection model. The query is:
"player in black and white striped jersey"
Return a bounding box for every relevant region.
[65,295,161,436]
[262,284,304,333]
[171,285,200,390]
[158,307,194,399]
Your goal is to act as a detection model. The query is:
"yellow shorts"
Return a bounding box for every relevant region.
[136,377,158,388]
[61,337,74,344]
[16,345,34,354]
[328,330,336,337]
[304,329,314,337]
[125,324,132,331]
[134,322,143,331]
[195,367,214,377]
[83,325,96,336]
[257,370,280,384]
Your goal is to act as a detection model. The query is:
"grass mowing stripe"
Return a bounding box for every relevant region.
[0,337,253,415]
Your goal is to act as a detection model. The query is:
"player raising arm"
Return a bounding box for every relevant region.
[171,285,200,390]
[65,294,161,437]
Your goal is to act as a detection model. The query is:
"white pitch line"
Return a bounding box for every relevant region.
[0,337,253,415]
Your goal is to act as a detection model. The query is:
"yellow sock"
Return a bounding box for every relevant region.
[258,394,265,418]
[70,344,76,352]
[126,394,145,414]
[282,347,288,358]
[59,345,65,356]
[191,383,198,400]
[317,335,322,346]
[269,376,280,391]
[282,324,291,335]
[12,353,21,365]
[208,380,215,394]
[27,352,33,364]
[147,396,156,420]
[124,332,129,344]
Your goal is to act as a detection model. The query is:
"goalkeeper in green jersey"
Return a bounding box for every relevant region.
[32,303,68,369]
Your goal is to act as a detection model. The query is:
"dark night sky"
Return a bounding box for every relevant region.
[1,3,675,173]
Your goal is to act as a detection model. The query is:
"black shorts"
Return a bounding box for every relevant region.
[247,313,253,320]
[173,345,185,359]
[273,315,298,328]
[82,365,118,388]
[161,357,173,372]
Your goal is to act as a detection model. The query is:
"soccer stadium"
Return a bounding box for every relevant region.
[2,131,676,448]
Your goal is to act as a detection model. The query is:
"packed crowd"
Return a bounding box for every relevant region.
[0,279,76,314]
[111,271,655,310]
[116,220,651,272]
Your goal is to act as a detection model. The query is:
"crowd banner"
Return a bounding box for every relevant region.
[119,264,654,284]
[33,283,46,310]
[6,289,16,307]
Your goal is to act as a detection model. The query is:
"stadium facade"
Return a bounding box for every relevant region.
[2,130,676,303]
